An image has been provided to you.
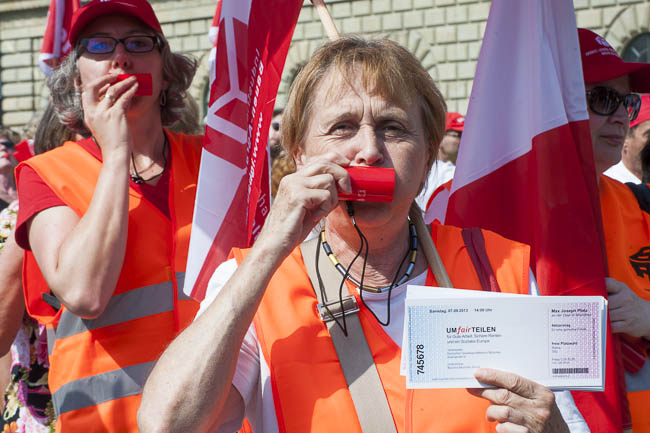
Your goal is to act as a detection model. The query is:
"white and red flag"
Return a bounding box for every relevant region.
[39,0,80,76]
[430,1,630,431]
[184,0,302,301]
[208,0,223,45]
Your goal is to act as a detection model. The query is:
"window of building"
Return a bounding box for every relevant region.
[623,32,650,63]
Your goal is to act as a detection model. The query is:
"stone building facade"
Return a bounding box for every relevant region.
[0,0,649,131]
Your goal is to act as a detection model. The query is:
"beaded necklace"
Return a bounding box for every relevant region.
[319,221,418,293]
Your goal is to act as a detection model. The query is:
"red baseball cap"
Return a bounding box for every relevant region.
[69,0,163,46]
[631,95,650,128]
[445,112,465,133]
[579,28,650,93]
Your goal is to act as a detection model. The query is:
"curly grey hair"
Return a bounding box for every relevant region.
[48,34,198,135]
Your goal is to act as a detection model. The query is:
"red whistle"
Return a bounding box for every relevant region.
[338,166,395,203]
[117,73,153,96]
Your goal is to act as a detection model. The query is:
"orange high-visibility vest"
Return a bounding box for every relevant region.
[600,174,650,433]
[232,222,530,432]
[16,130,201,432]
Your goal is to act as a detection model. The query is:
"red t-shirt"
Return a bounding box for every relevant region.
[16,138,170,250]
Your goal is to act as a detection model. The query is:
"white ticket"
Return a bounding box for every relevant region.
[403,286,607,391]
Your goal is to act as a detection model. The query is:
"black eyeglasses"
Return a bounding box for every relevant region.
[586,86,641,122]
[79,36,158,55]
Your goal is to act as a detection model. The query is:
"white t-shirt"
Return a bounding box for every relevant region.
[416,160,456,210]
[604,160,641,184]
[198,259,589,433]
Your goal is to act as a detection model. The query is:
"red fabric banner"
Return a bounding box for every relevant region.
[444,1,629,431]
[184,0,302,301]
[39,0,80,76]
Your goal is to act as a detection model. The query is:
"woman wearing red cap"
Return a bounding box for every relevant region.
[579,27,650,433]
[14,0,201,431]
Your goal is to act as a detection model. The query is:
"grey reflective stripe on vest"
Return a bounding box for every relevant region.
[52,361,155,415]
[46,328,56,356]
[53,272,187,342]
[626,358,650,392]
[176,272,193,301]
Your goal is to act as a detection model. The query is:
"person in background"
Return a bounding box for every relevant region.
[14,0,201,431]
[604,94,650,184]
[438,112,464,164]
[268,108,284,161]
[579,27,650,432]
[0,129,20,212]
[641,141,650,183]
[0,106,71,432]
[267,107,296,199]
[415,112,463,210]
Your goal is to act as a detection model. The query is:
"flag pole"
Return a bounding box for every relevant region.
[311,0,452,287]
[311,0,340,40]
[409,204,453,287]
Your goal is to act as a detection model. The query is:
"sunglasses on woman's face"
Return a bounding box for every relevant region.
[0,140,14,150]
[79,35,158,55]
[586,86,641,122]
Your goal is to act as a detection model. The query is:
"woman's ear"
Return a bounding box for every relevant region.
[74,76,83,90]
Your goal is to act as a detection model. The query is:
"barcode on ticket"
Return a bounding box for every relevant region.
[552,367,589,374]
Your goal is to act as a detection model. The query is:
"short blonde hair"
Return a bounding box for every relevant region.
[282,36,446,170]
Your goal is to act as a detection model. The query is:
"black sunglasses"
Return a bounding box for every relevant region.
[586,86,641,122]
[79,35,158,55]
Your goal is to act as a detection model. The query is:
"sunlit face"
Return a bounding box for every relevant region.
[76,15,166,118]
[586,75,630,176]
[438,130,461,164]
[269,113,283,149]
[0,136,15,172]
[297,70,430,228]
[623,119,650,177]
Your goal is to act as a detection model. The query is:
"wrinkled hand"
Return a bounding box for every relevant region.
[79,74,138,156]
[468,368,569,433]
[255,152,351,258]
[607,277,650,339]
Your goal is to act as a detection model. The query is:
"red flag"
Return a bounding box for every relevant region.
[441,1,629,431]
[39,0,80,76]
[13,139,35,163]
[208,0,223,45]
[184,0,302,301]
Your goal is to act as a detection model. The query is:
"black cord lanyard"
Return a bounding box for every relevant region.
[131,134,169,184]
[90,133,169,185]
[315,202,412,335]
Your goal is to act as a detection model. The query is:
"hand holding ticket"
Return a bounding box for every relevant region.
[402,286,607,391]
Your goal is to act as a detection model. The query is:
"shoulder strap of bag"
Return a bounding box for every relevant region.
[461,227,502,293]
[300,237,398,433]
[625,182,650,214]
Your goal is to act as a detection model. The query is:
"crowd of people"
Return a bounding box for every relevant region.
[0,0,647,432]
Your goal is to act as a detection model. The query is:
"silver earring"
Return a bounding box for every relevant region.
[159,90,167,107]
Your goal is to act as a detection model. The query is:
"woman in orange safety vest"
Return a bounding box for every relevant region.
[14,0,200,431]
[578,28,650,433]
[139,37,590,433]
